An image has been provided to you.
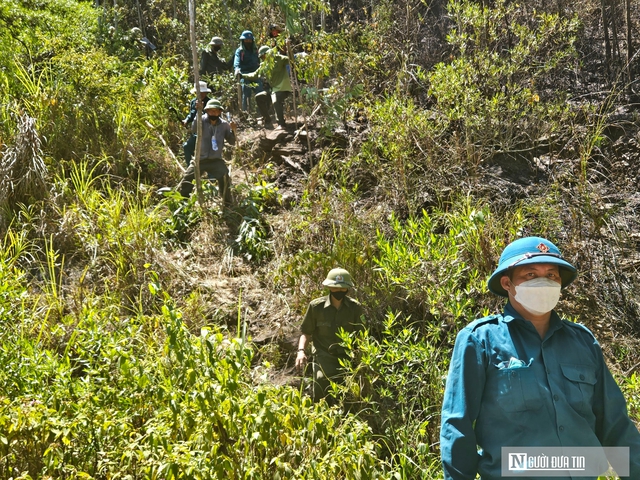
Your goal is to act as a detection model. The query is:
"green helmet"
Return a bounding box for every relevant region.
[258,45,270,56]
[204,98,224,111]
[322,268,354,288]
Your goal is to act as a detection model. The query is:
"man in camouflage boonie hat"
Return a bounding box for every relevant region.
[296,268,364,404]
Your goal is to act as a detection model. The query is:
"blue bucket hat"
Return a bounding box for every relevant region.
[488,236,577,297]
[239,30,254,41]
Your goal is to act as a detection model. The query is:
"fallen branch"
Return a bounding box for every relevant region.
[144,120,185,173]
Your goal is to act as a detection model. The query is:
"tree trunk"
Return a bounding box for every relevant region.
[188,0,204,205]
[625,0,633,93]
[610,0,621,65]
[602,0,612,79]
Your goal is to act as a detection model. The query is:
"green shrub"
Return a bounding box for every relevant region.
[0,273,393,478]
[373,199,496,328]
[428,0,579,155]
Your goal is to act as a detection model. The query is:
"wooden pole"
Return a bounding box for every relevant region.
[625,0,633,95]
[602,0,612,79]
[285,41,299,131]
[188,0,204,204]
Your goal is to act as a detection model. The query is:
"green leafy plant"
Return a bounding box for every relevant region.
[229,180,280,263]
[428,0,579,157]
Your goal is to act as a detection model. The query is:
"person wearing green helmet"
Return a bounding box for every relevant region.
[296,268,364,404]
[440,236,640,479]
[176,98,237,202]
[242,41,293,129]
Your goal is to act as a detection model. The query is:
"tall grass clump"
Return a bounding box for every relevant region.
[50,160,175,310]
[0,114,48,225]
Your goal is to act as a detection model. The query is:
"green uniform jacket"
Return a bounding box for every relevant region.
[300,295,364,357]
[242,50,292,93]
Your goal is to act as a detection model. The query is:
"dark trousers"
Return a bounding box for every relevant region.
[182,134,196,167]
[312,351,345,404]
[177,158,230,201]
[241,79,264,111]
[255,92,272,125]
[274,91,292,126]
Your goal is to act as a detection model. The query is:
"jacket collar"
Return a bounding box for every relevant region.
[323,294,353,309]
[502,301,564,335]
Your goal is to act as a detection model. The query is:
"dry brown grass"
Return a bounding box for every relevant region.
[0,114,48,226]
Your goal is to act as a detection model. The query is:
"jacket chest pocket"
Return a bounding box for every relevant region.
[316,320,334,339]
[494,367,542,412]
[560,364,596,414]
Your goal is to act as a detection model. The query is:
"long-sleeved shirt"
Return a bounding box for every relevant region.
[242,50,292,93]
[191,115,235,160]
[233,44,260,74]
[183,96,211,125]
[440,302,640,480]
[300,295,363,358]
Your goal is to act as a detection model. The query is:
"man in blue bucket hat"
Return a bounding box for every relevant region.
[440,236,640,479]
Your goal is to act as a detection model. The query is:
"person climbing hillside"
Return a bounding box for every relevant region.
[296,268,364,405]
[268,23,282,41]
[181,81,212,167]
[200,36,232,77]
[233,30,263,112]
[241,41,293,129]
[175,98,236,203]
[130,27,156,59]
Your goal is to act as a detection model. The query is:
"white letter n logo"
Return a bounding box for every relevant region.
[509,453,527,470]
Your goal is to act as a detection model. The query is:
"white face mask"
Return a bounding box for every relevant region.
[512,277,561,316]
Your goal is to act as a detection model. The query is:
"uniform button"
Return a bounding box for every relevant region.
[546,369,551,374]
[580,374,585,381]
[553,395,559,401]
[559,426,564,432]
